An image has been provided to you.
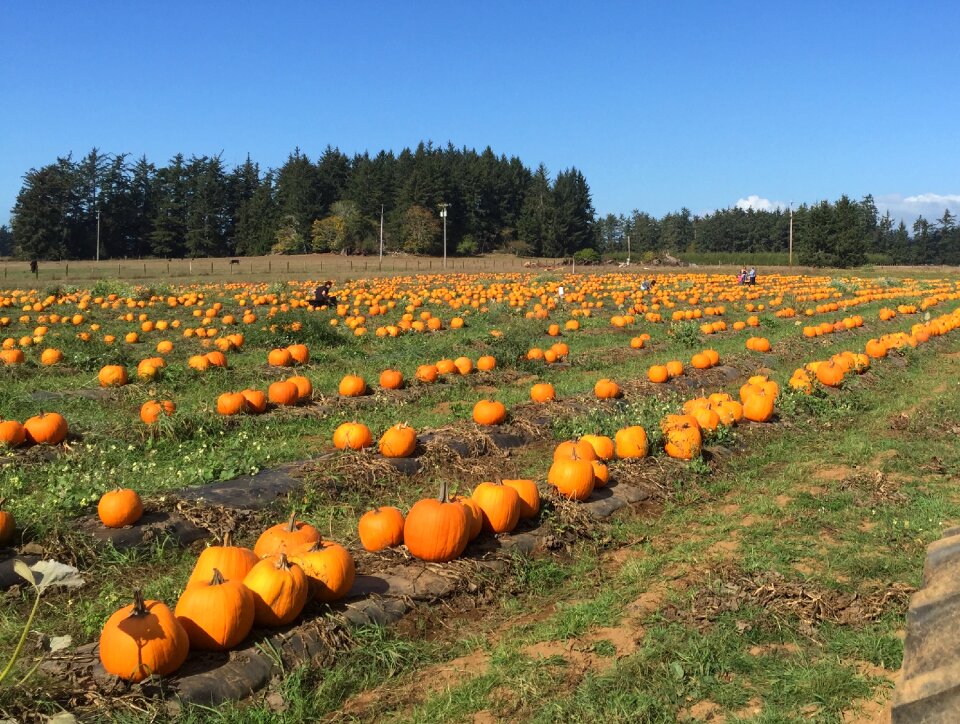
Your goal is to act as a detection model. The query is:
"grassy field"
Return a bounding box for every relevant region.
[0,267,959,721]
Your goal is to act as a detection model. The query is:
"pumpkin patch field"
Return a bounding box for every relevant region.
[1,269,960,721]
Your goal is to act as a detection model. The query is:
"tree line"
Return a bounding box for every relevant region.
[5,144,958,267]
[7,144,594,262]
[596,195,959,266]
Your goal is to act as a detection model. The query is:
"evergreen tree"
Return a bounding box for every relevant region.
[552,167,596,254]
[148,155,188,258]
[517,165,557,256]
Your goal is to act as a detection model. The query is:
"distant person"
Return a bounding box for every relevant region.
[748,267,757,285]
[309,281,336,308]
[737,267,746,285]
[557,285,565,303]
[30,259,38,275]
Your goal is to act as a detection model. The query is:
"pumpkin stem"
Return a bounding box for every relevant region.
[438,479,451,503]
[286,511,298,532]
[210,568,225,586]
[131,590,148,617]
[276,552,292,570]
[222,530,234,547]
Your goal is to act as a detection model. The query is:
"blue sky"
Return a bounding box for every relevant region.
[2,1,958,229]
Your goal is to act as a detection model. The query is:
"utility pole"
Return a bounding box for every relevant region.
[439,203,449,269]
[788,201,794,268]
[626,235,631,265]
[96,209,101,263]
[379,204,384,264]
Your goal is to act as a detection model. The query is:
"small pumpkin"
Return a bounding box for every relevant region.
[267,348,293,367]
[580,434,615,461]
[40,348,64,365]
[287,343,310,364]
[140,399,176,425]
[502,479,540,519]
[472,399,507,425]
[175,569,255,651]
[338,374,367,397]
[594,378,621,399]
[0,420,26,449]
[403,480,470,562]
[591,460,610,487]
[471,481,521,534]
[287,375,313,402]
[217,391,247,416]
[530,382,556,402]
[253,512,322,558]
[547,455,595,501]
[358,506,405,552]
[662,415,703,460]
[98,488,144,528]
[243,553,309,627]
[477,355,496,371]
[333,421,374,450]
[647,365,669,383]
[188,531,259,585]
[450,493,484,541]
[415,364,439,383]
[100,591,190,682]
[240,388,268,414]
[98,364,128,388]
[290,540,356,602]
[379,423,417,458]
[379,369,404,390]
[0,498,15,546]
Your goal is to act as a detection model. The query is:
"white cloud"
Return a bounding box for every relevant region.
[874,193,959,226]
[735,195,787,212]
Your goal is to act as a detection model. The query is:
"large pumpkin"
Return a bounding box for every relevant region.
[593,378,621,399]
[662,415,703,460]
[253,512,322,558]
[98,365,128,388]
[217,391,247,416]
[23,412,68,445]
[99,591,189,682]
[175,569,255,651]
[338,374,367,397]
[357,506,405,552]
[547,456,595,501]
[268,380,300,406]
[615,426,649,458]
[471,481,521,534]
[290,540,356,602]
[243,553,309,627]
[403,481,470,562]
[580,434,615,461]
[530,383,556,402]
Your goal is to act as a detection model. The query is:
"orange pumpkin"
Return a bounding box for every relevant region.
[140,400,175,425]
[243,553,309,627]
[547,456,595,501]
[338,374,368,397]
[594,378,621,399]
[403,480,470,562]
[253,512,322,558]
[471,481,521,534]
[472,399,507,425]
[615,426,649,458]
[175,569,255,651]
[379,423,417,458]
[0,420,26,448]
[217,391,248,416]
[379,369,404,390]
[358,506,405,551]
[188,531,259,585]
[23,412,68,445]
[99,591,189,681]
[268,380,300,406]
[333,421,373,450]
[98,488,144,528]
[291,540,356,602]
[530,382,556,402]
[502,479,540,519]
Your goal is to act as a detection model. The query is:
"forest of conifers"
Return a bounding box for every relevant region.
[4,144,959,267]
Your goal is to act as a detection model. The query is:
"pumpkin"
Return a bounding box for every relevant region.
[472,399,507,425]
[454,356,474,375]
[267,348,293,367]
[240,388,268,414]
[471,481,521,534]
[40,348,64,365]
[98,365,128,388]
[188,531,259,585]
[615,426,649,458]
[415,364,439,383]
[436,359,458,375]
[0,498,14,546]
[594,378,621,399]
[0,420,26,448]
[379,369,404,390]
[502,479,540,519]
[580,434,615,461]
[591,460,610,487]
[217,391,247,416]
[140,400,175,425]
[690,405,721,432]
[23,412,68,445]
[99,591,189,682]
[358,506,405,552]
[403,480,470,562]
[530,382,556,402]
[98,488,144,528]
[268,380,300,406]
[379,423,417,458]
[338,374,367,397]
[865,338,888,359]
[477,355,496,371]
[743,389,776,423]
[287,375,313,402]
[691,352,711,370]
[450,494,484,541]
[287,343,310,364]
[243,553,309,627]
[647,365,669,383]
[665,360,684,378]
[188,354,210,372]
[290,540,356,602]
[554,439,598,462]
[254,512,322,558]
[816,360,845,388]
[204,350,228,369]
[547,455,595,501]
[175,569,255,651]
[662,415,703,460]
[333,421,373,450]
